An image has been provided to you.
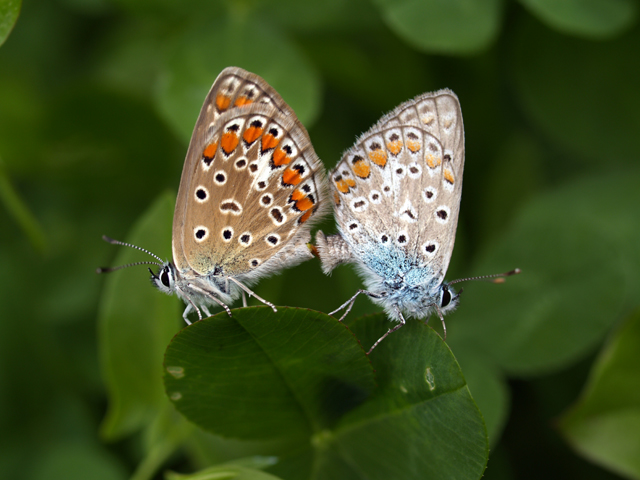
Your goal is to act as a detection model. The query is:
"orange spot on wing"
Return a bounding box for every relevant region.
[282,167,302,186]
[290,189,305,201]
[335,179,350,193]
[299,209,313,224]
[346,178,356,187]
[234,95,253,107]
[444,169,455,184]
[421,114,434,125]
[243,125,263,144]
[216,94,231,112]
[407,140,421,153]
[203,142,218,159]
[262,133,280,151]
[369,150,387,167]
[352,159,370,179]
[295,197,314,211]
[426,154,441,169]
[333,192,341,205]
[272,147,292,166]
[221,131,239,154]
[387,140,402,156]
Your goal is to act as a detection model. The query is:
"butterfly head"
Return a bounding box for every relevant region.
[149,262,177,295]
[438,282,461,315]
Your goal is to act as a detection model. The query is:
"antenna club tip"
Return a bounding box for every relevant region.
[96,267,108,274]
[510,268,522,275]
[102,235,116,244]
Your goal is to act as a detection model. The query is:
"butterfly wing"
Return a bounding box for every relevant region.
[173,67,327,281]
[327,89,464,280]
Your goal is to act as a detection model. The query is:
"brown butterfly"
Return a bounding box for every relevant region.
[100,67,328,323]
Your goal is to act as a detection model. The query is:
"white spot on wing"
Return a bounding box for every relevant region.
[397,199,418,223]
[434,205,450,224]
[221,227,234,242]
[193,226,209,243]
[422,186,437,204]
[350,197,369,213]
[369,190,382,204]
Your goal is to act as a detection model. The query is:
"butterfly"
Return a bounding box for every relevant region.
[315,90,518,353]
[100,67,328,323]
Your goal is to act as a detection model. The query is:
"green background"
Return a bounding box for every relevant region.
[1,0,639,479]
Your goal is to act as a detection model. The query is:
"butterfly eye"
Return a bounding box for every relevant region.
[161,269,171,288]
[440,286,452,308]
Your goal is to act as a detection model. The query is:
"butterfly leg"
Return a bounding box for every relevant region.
[181,303,194,325]
[366,306,406,355]
[421,304,447,340]
[229,277,277,313]
[202,305,212,317]
[435,306,447,340]
[185,283,232,316]
[241,291,248,308]
[329,290,383,322]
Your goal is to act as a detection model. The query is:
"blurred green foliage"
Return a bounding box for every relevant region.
[1,0,639,479]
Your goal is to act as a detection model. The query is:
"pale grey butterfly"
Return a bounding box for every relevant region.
[316,89,519,353]
[99,67,328,323]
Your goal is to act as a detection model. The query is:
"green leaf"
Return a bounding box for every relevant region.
[371,0,504,55]
[335,314,489,480]
[449,169,640,375]
[559,308,640,479]
[510,16,640,164]
[166,310,488,479]
[165,463,284,480]
[157,16,320,143]
[98,191,183,440]
[0,0,21,47]
[519,0,637,38]
[164,307,375,440]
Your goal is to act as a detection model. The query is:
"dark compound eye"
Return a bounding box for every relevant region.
[441,287,452,308]
[160,269,171,288]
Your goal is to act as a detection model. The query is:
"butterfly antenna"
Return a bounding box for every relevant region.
[97,261,162,274]
[97,235,164,274]
[449,268,521,286]
[101,235,165,262]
